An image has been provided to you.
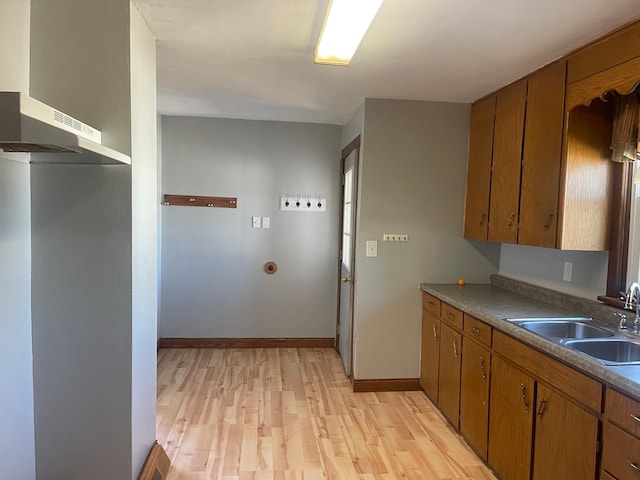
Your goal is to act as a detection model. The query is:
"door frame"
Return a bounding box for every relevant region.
[335,135,361,379]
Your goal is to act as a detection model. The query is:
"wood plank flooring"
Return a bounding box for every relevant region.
[157,348,496,480]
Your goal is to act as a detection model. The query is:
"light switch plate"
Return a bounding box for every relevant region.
[563,261,573,282]
[262,217,270,228]
[252,216,261,228]
[366,240,377,257]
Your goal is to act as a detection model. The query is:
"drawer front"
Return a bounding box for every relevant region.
[463,314,492,346]
[422,292,442,318]
[606,389,640,438]
[442,303,463,330]
[493,331,602,413]
[602,422,640,480]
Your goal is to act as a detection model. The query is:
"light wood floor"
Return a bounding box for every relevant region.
[157,348,496,480]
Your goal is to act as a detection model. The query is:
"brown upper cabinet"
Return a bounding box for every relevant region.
[465,19,640,251]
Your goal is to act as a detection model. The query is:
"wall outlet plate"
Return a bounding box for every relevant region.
[383,234,408,242]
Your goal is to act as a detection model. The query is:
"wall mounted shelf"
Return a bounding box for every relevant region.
[162,194,237,208]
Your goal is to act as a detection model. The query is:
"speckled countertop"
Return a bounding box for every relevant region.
[420,278,640,400]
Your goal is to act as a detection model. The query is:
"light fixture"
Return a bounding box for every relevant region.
[314,0,383,66]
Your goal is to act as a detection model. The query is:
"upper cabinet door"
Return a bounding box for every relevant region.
[518,62,566,248]
[464,95,496,240]
[488,79,527,244]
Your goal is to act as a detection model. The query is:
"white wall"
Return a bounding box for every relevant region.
[353,98,500,380]
[130,5,158,477]
[499,244,609,299]
[0,2,36,478]
[160,117,342,338]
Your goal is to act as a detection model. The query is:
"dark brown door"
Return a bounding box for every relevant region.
[420,311,441,403]
[438,323,462,427]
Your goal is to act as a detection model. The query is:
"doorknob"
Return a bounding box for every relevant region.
[342,276,353,283]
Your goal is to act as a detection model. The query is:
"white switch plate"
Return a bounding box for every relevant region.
[563,261,573,282]
[262,217,270,228]
[383,234,408,242]
[366,240,377,257]
[252,216,261,228]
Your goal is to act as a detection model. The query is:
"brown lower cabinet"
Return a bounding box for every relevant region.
[488,356,534,480]
[602,389,640,480]
[420,310,440,402]
[459,338,491,459]
[438,323,462,426]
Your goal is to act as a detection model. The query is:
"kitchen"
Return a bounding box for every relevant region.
[2,0,640,479]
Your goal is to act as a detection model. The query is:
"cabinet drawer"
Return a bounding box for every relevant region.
[422,292,441,317]
[464,314,492,346]
[493,331,602,413]
[602,422,640,480]
[606,389,640,438]
[442,303,463,330]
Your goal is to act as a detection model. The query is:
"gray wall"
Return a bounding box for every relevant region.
[29,1,138,478]
[0,2,36,479]
[160,117,342,338]
[499,244,609,299]
[353,98,500,380]
[130,6,158,476]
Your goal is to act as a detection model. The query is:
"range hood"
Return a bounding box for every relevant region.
[0,92,131,165]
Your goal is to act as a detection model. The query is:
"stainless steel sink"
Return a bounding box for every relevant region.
[565,338,640,365]
[506,317,614,340]
[517,320,614,340]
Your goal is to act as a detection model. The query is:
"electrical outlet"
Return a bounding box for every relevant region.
[383,234,409,242]
[563,261,573,282]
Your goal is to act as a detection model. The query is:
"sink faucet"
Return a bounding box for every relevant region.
[623,282,640,335]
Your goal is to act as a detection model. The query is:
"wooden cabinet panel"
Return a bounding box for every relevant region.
[422,292,441,317]
[442,303,463,330]
[600,471,617,480]
[463,314,492,346]
[606,389,640,438]
[488,79,527,244]
[438,323,462,427]
[459,338,491,459]
[464,95,495,240]
[568,21,640,83]
[420,311,440,403]
[493,331,602,412]
[532,383,599,480]
[488,355,534,480]
[602,422,640,480]
[518,61,566,248]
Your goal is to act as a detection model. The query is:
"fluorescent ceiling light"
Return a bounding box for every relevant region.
[314,0,384,66]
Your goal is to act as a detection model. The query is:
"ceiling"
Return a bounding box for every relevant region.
[134,0,640,125]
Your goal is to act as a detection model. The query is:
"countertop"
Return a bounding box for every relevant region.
[420,282,640,400]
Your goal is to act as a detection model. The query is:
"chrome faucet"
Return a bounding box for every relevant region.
[623,282,640,335]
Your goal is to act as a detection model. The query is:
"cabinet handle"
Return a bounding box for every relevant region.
[480,357,487,379]
[506,213,515,227]
[520,383,529,411]
[447,313,455,319]
[453,340,458,358]
[627,460,640,472]
[427,301,435,306]
[432,326,438,340]
[543,213,553,230]
[536,399,547,418]
[472,326,481,335]
[479,214,487,226]
[630,413,640,423]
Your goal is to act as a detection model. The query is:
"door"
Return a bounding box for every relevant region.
[438,323,462,427]
[459,338,491,459]
[336,136,360,378]
[488,355,534,480]
[420,310,440,403]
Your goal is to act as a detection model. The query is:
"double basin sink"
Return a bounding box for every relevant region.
[506,317,640,365]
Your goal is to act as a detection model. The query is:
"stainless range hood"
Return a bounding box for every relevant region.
[0,92,131,165]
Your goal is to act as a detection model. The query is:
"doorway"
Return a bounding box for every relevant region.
[336,135,360,378]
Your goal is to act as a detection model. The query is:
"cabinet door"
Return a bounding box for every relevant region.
[420,311,440,403]
[438,323,462,427]
[488,355,534,480]
[488,79,527,244]
[518,61,566,248]
[532,383,598,480]
[459,338,491,459]
[464,95,496,240]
